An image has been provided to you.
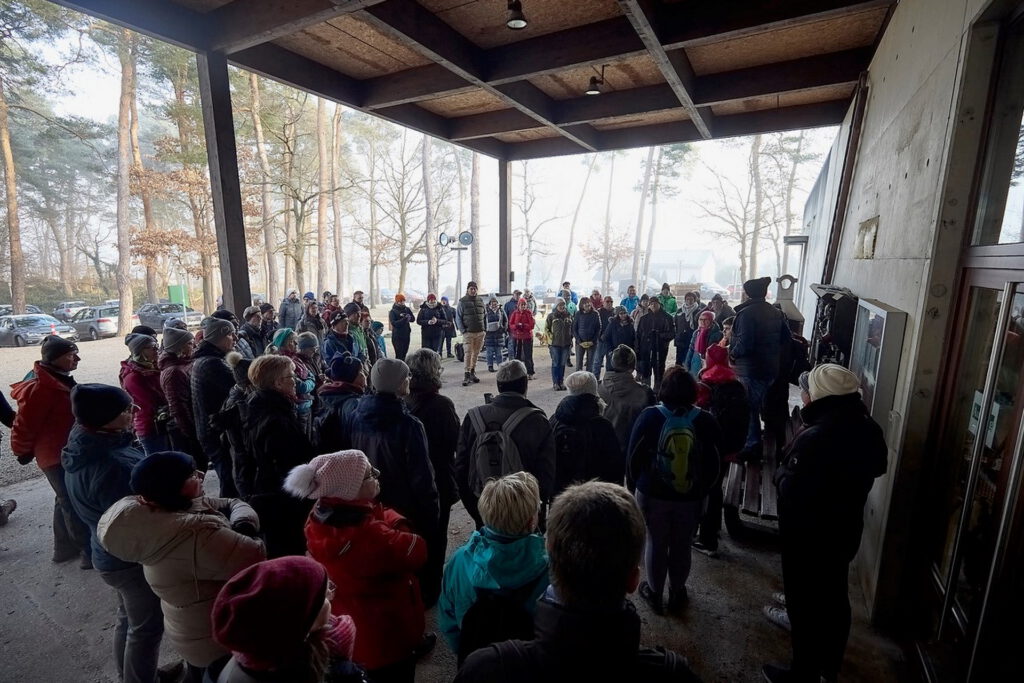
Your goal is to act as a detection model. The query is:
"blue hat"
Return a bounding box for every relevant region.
[303,291,315,301]
[71,383,132,429]
[327,353,362,383]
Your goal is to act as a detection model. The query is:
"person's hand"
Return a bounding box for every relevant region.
[16,453,34,466]
[232,521,259,538]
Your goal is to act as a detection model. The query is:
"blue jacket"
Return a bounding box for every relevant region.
[572,308,601,344]
[729,299,791,380]
[62,425,145,571]
[626,405,721,503]
[602,315,636,350]
[439,527,549,653]
[620,295,640,313]
[683,325,723,376]
[322,331,357,363]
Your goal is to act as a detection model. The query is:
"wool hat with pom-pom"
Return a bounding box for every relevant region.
[283,450,374,501]
[226,351,253,386]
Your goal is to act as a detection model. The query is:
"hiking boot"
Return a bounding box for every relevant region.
[667,586,689,614]
[528,374,535,380]
[772,591,787,607]
[470,371,480,383]
[413,632,437,660]
[638,581,665,615]
[462,372,472,387]
[52,547,79,564]
[763,605,791,631]
[692,540,719,558]
[79,551,93,570]
[488,365,495,372]
[558,383,567,391]
[157,660,185,683]
[553,383,560,391]
[447,352,454,358]
[0,499,15,526]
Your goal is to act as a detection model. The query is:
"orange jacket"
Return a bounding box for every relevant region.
[10,362,76,470]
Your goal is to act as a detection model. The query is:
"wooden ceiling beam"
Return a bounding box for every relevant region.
[363,65,475,109]
[209,0,385,54]
[48,0,210,50]
[451,110,541,141]
[617,0,713,139]
[360,0,598,152]
[711,100,850,138]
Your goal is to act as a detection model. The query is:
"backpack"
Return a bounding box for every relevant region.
[467,406,541,496]
[455,342,465,362]
[551,417,593,495]
[653,405,703,495]
[458,582,538,665]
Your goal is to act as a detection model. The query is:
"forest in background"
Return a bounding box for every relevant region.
[1,0,827,334]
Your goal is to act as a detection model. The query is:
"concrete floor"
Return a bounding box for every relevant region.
[0,331,909,682]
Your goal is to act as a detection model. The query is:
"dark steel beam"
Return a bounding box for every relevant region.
[209,0,385,54]
[451,110,540,141]
[617,0,713,139]
[47,0,210,50]
[363,65,475,109]
[498,161,513,292]
[704,100,850,138]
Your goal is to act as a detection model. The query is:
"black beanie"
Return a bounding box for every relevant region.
[71,383,132,428]
[130,451,196,510]
[327,352,362,383]
[40,335,78,363]
[343,302,361,317]
[743,277,772,299]
[130,325,158,338]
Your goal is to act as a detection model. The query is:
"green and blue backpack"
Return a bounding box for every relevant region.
[654,405,703,495]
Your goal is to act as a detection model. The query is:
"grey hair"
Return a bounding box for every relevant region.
[406,348,443,389]
[496,359,527,383]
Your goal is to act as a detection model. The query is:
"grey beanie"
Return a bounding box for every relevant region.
[162,327,194,354]
[126,332,157,357]
[370,358,410,394]
[203,317,235,344]
[610,344,637,371]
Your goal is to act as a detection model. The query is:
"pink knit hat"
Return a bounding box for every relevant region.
[283,451,374,500]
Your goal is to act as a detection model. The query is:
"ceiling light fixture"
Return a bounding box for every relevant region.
[506,1,527,30]
[585,65,607,96]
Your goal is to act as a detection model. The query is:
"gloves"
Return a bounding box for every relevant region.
[231,521,259,538]
[16,453,34,466]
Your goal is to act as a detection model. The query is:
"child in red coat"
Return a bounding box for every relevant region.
[285,450,429,683]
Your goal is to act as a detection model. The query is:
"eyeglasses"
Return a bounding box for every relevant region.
[364,467,380,481]
[326,579,336,602]
[191,470,205,481]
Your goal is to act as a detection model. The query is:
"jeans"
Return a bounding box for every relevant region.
[697,470,726,550]
[42,464,89,558]
[507,333,516,359]
[549,346,569,385]
[485,343,502,369]
[100,565,165,683]
[591,342,610,379]
[575,342,597,377]
[738,375,773,451]
[514,339,534,375]
[783,541,852,681]
[137,434,168,456]
[444,336,453,356]
[637,491,703,597]
[463,331,485,372]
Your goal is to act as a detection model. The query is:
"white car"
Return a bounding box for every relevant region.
[70,305,140,341]
[53,300,89,322]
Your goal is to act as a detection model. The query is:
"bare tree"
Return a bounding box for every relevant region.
[114,28,135,334]
[469,152,480,285]
[422,135,438,294]
[696,158,755,282]
[631,146,655,284]
[512,161,557,289]
[331,103,344,296]
[560,153,597,286]
[248,73,279,304]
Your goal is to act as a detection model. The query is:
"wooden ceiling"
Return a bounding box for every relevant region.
[51,0,895,160]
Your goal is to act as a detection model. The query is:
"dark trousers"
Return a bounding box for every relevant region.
[42,465,89,557]
[368,657,416,683]
[638,344,669,390]
[210,447,239,499]
[637,491,702,596]
[392,333,410,362]
[444,336,454,356]
[100,565,165,683]
[738,375,773,451]
[419,504,451,609]
[514,339,534,375]
[697,470,725,550]
[783,542,852,681]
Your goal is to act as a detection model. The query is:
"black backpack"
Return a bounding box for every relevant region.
[458,583,538,666]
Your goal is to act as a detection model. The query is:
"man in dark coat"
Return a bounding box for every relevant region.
[762,364,887,683]
[456,282,486,385]
[571,298,602,379]
[455,481,699,683]
[388,294,415,362]
[635,298,675,391]
[190,317,239,497]
[549,371,623,494]
[708,293,736,325]
[455,360,555,528]
[729,276,792,457]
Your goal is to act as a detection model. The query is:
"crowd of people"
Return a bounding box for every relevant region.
[0,276,889,683]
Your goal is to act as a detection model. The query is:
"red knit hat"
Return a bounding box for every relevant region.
[212,557,328,670]
[701,344,736,384]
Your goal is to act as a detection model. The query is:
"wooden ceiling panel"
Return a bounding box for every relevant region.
[174,0,231,12]
[494,127,561,143]
[711,83,857,116]
[418,90,510,117]
[273,15,430,79]
[528,52,665,100]
[591,107,689,131]
[686,7,888,75]
[418,0,623,49]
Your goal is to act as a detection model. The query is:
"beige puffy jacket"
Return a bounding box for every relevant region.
[98,496,266,666]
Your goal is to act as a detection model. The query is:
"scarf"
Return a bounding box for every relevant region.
[680,301,699,321]
[694,325,712,356]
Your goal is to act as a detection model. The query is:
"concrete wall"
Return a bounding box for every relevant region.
[824,0,999,620]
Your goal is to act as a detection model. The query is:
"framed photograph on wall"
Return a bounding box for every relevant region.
[849,298,908,430]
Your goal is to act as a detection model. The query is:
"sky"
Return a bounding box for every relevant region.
[43,38,839,298]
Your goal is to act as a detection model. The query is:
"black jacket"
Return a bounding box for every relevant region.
[314,382,363,453]
[417,303,447,345]
[572,308,601,344]
[238,322,267,357]
[602,316,636,350]
[441,304,458,338]
[635,310,675,354]
[243,389,315,496]
[596,307,615,337]
[455,596,699,683]
[190,342,236,459]
[342,393,439,536]
[405,382,460,509]
[210,384,254,497]
[388,303,415,341]
[775,393,887,561]
[549,394,624,494]
[729,298,791,380]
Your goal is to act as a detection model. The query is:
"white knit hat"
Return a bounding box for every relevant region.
[806,363,861,402]
[565,371,599,397]
[283,451,373,501]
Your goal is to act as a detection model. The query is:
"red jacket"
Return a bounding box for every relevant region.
[10,362,75,469]
[120,360,166,438]
[508,309,536,341]
[158,352,195,439]
[305,500,427,670]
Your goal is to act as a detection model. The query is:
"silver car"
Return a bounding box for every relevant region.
[70,306,140,341]
[0,314,79,347]
[53,300,88,322]
[136,303,204,331]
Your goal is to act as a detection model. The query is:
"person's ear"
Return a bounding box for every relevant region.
[626,564,641,594]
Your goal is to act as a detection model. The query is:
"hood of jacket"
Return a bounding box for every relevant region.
[97,496,230,566]
[10,361,74,403]
[193,340,226,360]
[553,393,602,424]
[463,527,548,590]
[158,351,191,371]
[61,425,136,473]
[352,392,408,420]
[600,370,645,398]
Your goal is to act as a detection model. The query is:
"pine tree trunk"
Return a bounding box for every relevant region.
[0,77,26,313]
[331,104,344,296]
[631,147,655,285]
[749,135,764,280]
[470,152,480,285]
[601,155,616,294]
[283,116,294,292]
[560,154,596,286]
[249,73,279,305]
[316,98,330,296]
[422,136,438,294]
[115,30,136,335]
[642,148,663,287]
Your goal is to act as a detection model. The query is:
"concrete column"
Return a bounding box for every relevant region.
[498,159,512,292]
[197,51,251,316]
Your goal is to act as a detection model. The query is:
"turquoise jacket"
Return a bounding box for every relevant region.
[439,526,549,653]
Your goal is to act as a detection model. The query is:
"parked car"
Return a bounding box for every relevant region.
[136,302,204,331]
[70,305,139,341]
[0,304,43,315]
[53,300,89,322]
[0,314,78,347]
